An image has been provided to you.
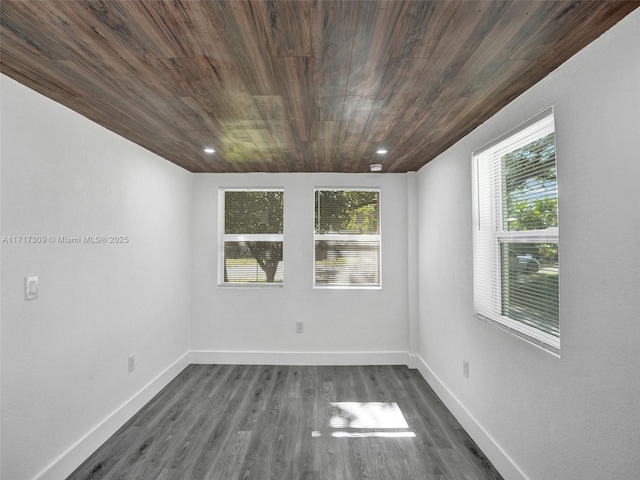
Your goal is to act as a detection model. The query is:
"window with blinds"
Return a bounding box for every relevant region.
[219,189,284,285]
[314,189,381,288]
[472,108,560,355]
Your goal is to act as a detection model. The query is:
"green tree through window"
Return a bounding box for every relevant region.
[473,108,560,354]
[314,190,379,234]
[223,190,283,284]
[314,189,381,287]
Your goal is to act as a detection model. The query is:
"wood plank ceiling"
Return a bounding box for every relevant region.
[1,1,638,173]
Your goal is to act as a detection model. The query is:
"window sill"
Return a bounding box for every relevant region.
[475,312,560,358]
[218,283,284,289]
[313,285,382,290]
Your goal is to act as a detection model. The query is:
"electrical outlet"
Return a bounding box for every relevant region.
[296,321,304,333]
[463,360,469,379]
[128,354,136,373]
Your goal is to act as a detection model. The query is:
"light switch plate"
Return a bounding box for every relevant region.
[25,276,39,300]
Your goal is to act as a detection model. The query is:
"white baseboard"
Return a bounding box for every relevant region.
[34,352,190,480]
[411,354,528,480]
[189,350,411,366]
[32,352,523,480]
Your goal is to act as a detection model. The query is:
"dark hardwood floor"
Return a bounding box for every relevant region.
[66,365,503,480]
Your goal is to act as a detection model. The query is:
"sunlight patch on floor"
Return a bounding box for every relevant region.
[312,401,416,439]
[329,402,410,429]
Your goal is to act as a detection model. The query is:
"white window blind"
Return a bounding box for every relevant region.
[472,108,560,355]
[219,189,284,285]
[314,189,381,288]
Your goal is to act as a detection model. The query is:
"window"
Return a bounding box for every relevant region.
[472,108,560,355]
[219,189,284,285]
[314,188,381,288]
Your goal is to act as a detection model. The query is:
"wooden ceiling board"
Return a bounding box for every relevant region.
[259,0,312,57]
[1,0,637,173]
[395,1,447,57]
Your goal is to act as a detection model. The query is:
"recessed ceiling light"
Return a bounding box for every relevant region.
[370,163,383,172]
[203,147,216,154]
[376,149,388,155]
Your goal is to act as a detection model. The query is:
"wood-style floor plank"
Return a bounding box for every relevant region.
[66,365,503,480]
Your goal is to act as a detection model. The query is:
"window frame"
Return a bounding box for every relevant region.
[218,187,285,287]
[472,108,560,356]
[313,187,382,289]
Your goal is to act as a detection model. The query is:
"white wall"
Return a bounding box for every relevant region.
[190,173,411,363]
[0,76,193,480]
[416,10,640,480]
